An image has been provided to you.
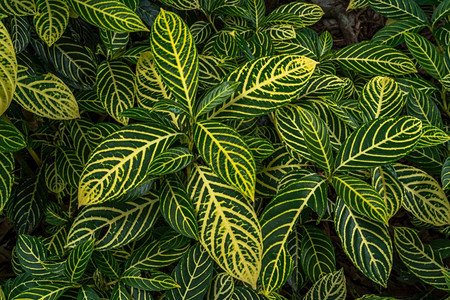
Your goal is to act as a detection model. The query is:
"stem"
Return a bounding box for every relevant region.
[27,147,42,167]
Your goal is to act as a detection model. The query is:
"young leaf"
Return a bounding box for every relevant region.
[66,0,148,32]
[159,176,199,240]
[333,174,388,224]
[303,269,347,300]
[334,116,422,172]
[242,136,274,161]
[33,0,69,46]
[0,152,14,214]
[194,120,256,199]
[64,239,94,283]
[151,9,199,116]
[147,147,194,176]
[78,124,183,206]
[368,0,428,23]
[166,243,214,300]
[122,268,179,291]
[0,21,17,116]
[188,165,263,289]
[0,119,26,152]
[334,199,393,287]
[394,227,449,291]
[67,194,159,250]
[333,43,416,76]
[196,81,240,119]
[208,55,317,120]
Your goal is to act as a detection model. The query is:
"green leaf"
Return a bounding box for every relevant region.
[416,124,450,148]
[334,199,393,287]
[359,76,405,122]
[160,176,199,239]
[111,282,131,300]
[394,227,449,291]
[11,284,70,300]
[333,42,416,76]
[372,166,403,219]
[67,119,93,165]
[122,268,179,291]
[347,0,369,10]
[77,286,100,300]
[247,0,265,27]
[406,88,443,128]
[405,33,445,80]
[151,9,198,116]
[166,243,214,300]
[33,0,69,46]
[297,75,346,100]
[0,0,36,16]
[159,0,199,10]
[67,194,159,250]
[10,16,30,54]
[0,21,17,116]
[303,269,347,300]
[300,225,336,283]
[299,107,334,172]
[333,174,388,224]
[0,152,14,214]
[0,119,26,152]
[271,2,324,26]
[393,163,450,227]
[334,116,422,172]
[78,123,183,206]
[368,0,428,23]
[91,250,120,279]
[55,147,83,189]
[64,239,94,283]
[100,29,129,58]
[243,136,274,161]
[196,81,240,119]
[188,165,262,289]
[194,120,256,199]
[147,147,194,176]
[96,60,135,125]
[371,19,426,47]
[14,71,79,120]
[87,122,121,149]
[190,21,212,44]
[66,0,148,32]
[16,235,47,275]
[432,0,450,25]
[206,273,234,300]
[442,157,450,190]
[208,55,317,120]
[259,174,327,293]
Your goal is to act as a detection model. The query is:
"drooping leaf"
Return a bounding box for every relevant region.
[166,243,214,300]
[64,239,94,283]
[303,269,347,300]
[33,0,70,46]
[334,199,393,287]
[188,165,262,289]
[334,116,422,172]
[394,227,449,291]
[66,0,148,32]
[78,124,183,206]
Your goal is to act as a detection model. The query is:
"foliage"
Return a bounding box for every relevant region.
[0,0,449,299]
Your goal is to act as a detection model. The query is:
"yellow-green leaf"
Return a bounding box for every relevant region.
[33,0,70,46]
[0,21,17,116]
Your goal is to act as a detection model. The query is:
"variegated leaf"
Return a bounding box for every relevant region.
[147,147,194,176]
[368,0,428,23]
[0,118,26,152]
[371,19,426,47]
[0,152,14,214]
[303,269,347,300]
[271,2,324,26]
[64,239,94,283]
[416,124,450,148]
[121,268,179,291]
[0,0,36,16]
[372,166,403,219]
[206,273,234,300]
[33,0,69,46]
[0,21,17,116]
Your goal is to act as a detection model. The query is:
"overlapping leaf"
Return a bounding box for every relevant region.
[406,88,442,128]
[0,152,14,214]
[188,165,262,289]
[368,0,428,23]
[0,119,26,152]
[33,0,69,46]
[371,19,426,47]
[0,21,17,116]
[372,166,403,219]
[148,147,194,176]
[432,0,450,25]
[303,269,347,300]
[10,16,30,54]
[11,284,70,300]
[206,273,234,300]
[78,124,183,206]
[416,124,450,148]
[64,239,94,283]
[121,268,179,291]
[270,2,324,26]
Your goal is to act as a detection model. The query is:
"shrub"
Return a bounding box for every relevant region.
[0,0,449,299]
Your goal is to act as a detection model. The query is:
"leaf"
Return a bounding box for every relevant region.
[394,227,449,291]
[91,250,120,279]
[55,147,83,189]
[347,0,369,10]
[333,42,416,76]
[159,176,199,239]
[96,60,135,125]
[242,136,274,161]
[0,0,36,15]
[333,174,388,224]
[271,2,324,26]
[368,0,428,23]
[11,284,69,300]
[208,55,317,120]
[300,225,336,283]
[194,120,256,199]
[259,174,327,293]
[299,107,334,173]
[371,19,426,47]
[359,76,405,122]
[111,282,131,300]
[100,29,129,57]
[303,269,347,300]
[230,287,262,300]
[393,163,450,227]
[150,9,198,116]
[190,21,212,44]
[33,0,70,46]
[442,157,450,190]
[188,165,262,289]
[247,0,265,27]
[334,116,422,172]
[432,0,450,25]
[67,194,159,250]
[416,124,450,148]
[372,166,403,219]
[297,75,346,100]
[10,16,30,54]
[405,33,445,80]
[87,122,121,149]
[14,72,79,120]
[406,88,443,128]
[334,199,393,287]
[77,286,100,300]
[122,268,179,291]
[0,119,26,152]
[0,152,14,214]
[66,0,148,32]
[195,81,240,119]
[166,243,214,300]
[0,21,17,116]
[159,0,199,10]
[68,119,93,165]
[78,123,183,206]
[147,147,194,176]
[64,239,94,283]
[16,235,47,275]
[206,273,234,300]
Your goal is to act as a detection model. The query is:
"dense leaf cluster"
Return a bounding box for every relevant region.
[0,0,449,299]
